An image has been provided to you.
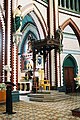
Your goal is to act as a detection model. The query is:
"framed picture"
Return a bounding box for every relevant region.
[36,54,43,68]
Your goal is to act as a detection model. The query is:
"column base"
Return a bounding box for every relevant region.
[3,112,16,115]
[12,90,19,102]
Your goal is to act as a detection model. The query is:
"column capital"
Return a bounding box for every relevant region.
[13,32,22,46]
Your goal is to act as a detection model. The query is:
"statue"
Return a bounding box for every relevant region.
[56,26,63,53]
[56,26,63,41]
[13,5,22,32]
[27,34,33,52]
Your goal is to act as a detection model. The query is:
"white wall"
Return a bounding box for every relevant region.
[60,25,80,86]
[59,9,80,28]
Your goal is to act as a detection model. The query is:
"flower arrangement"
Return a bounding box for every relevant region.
[74,74,80,89]
[0,83,6,91]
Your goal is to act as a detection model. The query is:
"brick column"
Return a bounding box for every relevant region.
[12,32,22,90]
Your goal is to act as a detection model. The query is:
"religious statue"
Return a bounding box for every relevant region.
[56,26,63,41]
[27,34,33,52]
[13,5,22,32]
[26,62,32,70]
[56,26,63,53]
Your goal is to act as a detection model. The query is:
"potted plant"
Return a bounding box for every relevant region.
[0,83,6,102]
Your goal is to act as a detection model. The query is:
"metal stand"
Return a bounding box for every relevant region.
[3,82,16,114]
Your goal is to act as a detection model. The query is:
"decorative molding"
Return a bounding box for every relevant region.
[0,5,5,82]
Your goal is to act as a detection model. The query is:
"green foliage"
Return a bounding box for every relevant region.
[0,83,6,90]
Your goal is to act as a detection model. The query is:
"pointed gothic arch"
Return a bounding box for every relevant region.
[63,54,78,71]
[22,3,48,37]
[63,54,78,93]
[60,18,80,44]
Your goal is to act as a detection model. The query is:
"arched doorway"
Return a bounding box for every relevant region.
[63,54,78,93]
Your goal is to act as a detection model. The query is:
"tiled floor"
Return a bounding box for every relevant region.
[0,94,80,120]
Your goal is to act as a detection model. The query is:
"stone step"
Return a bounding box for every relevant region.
[28,93,68,98]
[28,90,65,97]
[28,90,71,102]
[29,95,71,102]
[27,94,46,98]
[50,91,65,95]
[44,94,71,99]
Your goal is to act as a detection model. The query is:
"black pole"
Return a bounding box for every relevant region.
[3,81,16,114]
